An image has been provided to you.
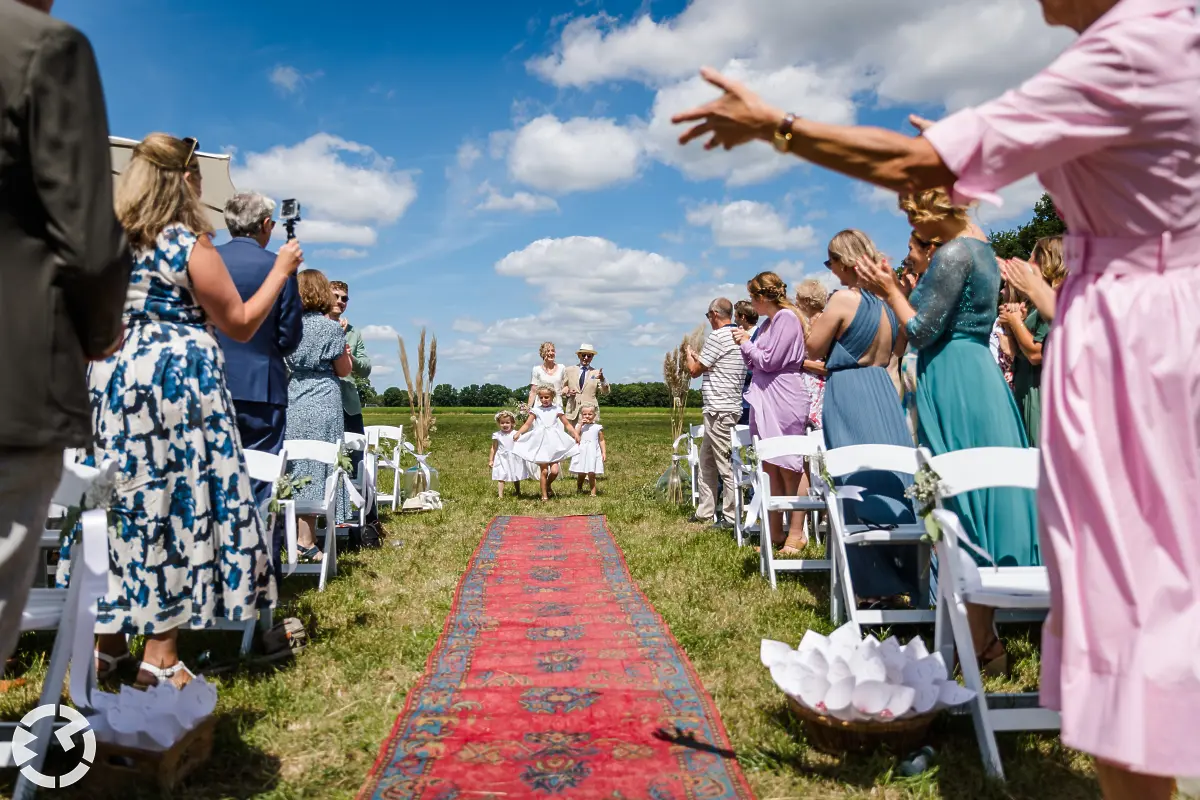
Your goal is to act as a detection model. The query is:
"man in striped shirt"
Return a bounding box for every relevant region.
[685,298,748,529]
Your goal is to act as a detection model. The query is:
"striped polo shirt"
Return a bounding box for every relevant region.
[699,326,747,413]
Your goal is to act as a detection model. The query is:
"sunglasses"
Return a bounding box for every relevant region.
[912,233,942,249]
[182,137,199,170]
[333,294,349,302]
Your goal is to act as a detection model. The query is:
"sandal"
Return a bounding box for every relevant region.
[298,545,324,563]
[975,636,1009,678]
[134,660,195,689]
[95,649,134,681]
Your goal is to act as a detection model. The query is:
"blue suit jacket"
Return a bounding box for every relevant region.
[215,237,303,407]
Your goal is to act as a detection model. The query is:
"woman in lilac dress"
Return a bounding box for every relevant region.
[734,271,810,554]
[673,2,1200,794]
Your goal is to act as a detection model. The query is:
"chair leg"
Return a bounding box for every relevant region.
[240,618,256,657]
[948,597,1006,780]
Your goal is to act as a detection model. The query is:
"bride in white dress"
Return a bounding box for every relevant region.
[527,341,567,408]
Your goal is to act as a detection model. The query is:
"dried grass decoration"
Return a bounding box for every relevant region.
[659,325,707,504]
[397,329,440,497]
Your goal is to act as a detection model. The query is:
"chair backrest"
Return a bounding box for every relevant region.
[689,424,704,440]
[731,425,751,448]
[823,444,919,478]
[283,439,341,465]
[244,447,288,483]
[343,432,368,452]
[51,458,117,507]
[753,433,820,463]
[922,447,1039,498]
[365,425,404,446]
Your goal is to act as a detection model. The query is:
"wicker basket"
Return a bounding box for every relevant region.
[787,696,937,756]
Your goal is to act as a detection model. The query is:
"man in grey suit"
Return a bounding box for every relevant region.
[0,0,130,668]
[561,344,610,428]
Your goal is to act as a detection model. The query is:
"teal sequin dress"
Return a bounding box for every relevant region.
[907,238,1039,567]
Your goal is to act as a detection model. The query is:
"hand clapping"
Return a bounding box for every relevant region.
[731,327,749,345]
[854,254,897,297]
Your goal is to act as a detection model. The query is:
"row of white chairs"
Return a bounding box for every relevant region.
[727,427,1056,780]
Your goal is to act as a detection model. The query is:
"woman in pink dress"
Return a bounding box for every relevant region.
[672,2,1200,797]
[735,271,811,553]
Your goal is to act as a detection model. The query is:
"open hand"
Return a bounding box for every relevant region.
[731,327,750,345]
[338,317,349,331]
[854,254,898,297]
[999,258,1047,298]
[672,67,783,151]
[512,432,520,442]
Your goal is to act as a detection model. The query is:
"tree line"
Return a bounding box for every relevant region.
[355,377,701,409]
[986,193,1066,259]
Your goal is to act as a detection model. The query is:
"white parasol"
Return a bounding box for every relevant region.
[109,136,237,231]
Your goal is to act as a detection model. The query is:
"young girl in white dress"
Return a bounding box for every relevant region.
[513,385,580,501]
[569,405,606,495]
[489,410,532,497]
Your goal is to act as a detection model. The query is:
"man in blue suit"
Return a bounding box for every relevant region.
[216,193,303,575]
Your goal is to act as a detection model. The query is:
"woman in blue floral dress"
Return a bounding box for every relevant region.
[84,134,303,688]
[285,270,352,559]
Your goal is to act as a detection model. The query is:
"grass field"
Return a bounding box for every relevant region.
[1,408,1102,799]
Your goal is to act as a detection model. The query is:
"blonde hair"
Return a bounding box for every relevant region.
[827,229,883,268]
[494,410,516,425]
[581,403,598,415]
[116,133,213,249]
[793,279,829,334]
[898,187,972,227]
[539,342,556,359]
[746,272,802,317]
[1031,235,1067,288]
[535,384,555,399]
[297,269,334,313]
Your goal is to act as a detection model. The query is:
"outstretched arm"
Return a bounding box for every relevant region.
[514,415,534,440]
[560,416,579,442]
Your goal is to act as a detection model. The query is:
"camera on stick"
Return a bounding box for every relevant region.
[280,198,301,240]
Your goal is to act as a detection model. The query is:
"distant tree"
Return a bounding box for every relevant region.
[431,383,458,408]
[382,386,409,408]
[479,383,513,407]
[354,376,378,406]
[457,384,481,407]
[987,193,1066,259]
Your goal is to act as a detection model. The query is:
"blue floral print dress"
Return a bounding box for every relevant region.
[62,224,275,634]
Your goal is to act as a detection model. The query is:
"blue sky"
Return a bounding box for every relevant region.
[56,0,1069,391]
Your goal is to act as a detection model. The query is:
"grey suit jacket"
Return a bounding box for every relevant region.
[0,2,130,448]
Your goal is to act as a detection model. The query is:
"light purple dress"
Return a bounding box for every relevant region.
[925,0,1200,776]
[739,309,810,472]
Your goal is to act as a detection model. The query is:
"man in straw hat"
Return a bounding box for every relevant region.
[562,343,610,429]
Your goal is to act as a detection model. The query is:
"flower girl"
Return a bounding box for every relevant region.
[570,405,606,495]
[489,410,532,497]
[513,385,580,501]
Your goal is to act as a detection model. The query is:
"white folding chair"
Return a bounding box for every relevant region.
[924,446,1058,781]
[820,444,932,628]
[752,434,828,589]
[2,459,110,799]
[687,424,704,509]
[281,440,351,592]
[342,432,373,527]
[729,425,757,547]
[364,425,404,510]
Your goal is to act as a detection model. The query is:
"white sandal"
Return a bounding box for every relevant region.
[134,660,195,689]
[95,649,133,681]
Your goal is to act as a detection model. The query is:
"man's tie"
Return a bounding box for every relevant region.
[579,365,588,390]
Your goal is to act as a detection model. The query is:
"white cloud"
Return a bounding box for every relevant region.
[359,324,400,341]
[663,281,743,324]
[630,322,671,347]
[687,200,816,250]
[269,65,302,93]
[770,260,840,292]
[275,221,377,247]
[312,247,369,259]
[457,142,482,170]
[439,340,492,361]
[452,317,485,333]
[530,0,1069,110]
[476,182,559,213]
[508,115,643,193]
[975,174,1046,225]
[496,237,687,314]
[372,365,396,377]
[232,133,418,246]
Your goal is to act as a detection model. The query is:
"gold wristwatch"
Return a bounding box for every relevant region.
[773,113,796,153]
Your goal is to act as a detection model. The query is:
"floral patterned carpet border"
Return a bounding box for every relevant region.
[358,515,755,800]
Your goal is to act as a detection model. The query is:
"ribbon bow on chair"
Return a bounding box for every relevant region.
[401,441,434,489]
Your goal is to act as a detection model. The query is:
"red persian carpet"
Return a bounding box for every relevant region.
[358,515,755,800]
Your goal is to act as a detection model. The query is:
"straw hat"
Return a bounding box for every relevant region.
[576,343,597,356]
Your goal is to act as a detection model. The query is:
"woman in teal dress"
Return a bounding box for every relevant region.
[857,188,1038,673]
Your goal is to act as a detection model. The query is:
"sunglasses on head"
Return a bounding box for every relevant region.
[181,137,199,170]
